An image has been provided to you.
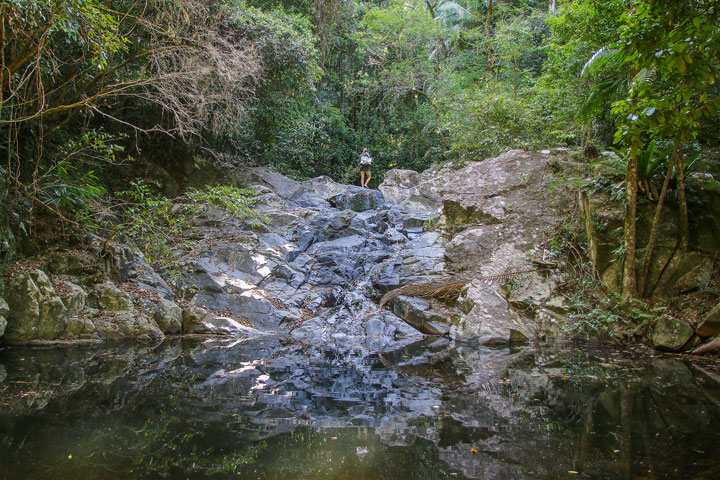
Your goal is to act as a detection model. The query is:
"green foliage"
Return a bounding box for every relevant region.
[116,182,263,263]
[540,0,626,144]
[185,186,265,225]
[612,0,720,153]
[443,90,550,160]
[563,305,627,339]
[3,0,720,281]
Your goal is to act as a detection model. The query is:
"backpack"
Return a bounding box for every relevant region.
[359,153,373,165]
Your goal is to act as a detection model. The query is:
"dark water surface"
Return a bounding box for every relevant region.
[1,337,719,479]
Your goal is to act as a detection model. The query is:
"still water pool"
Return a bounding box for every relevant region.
[1,337,719,479]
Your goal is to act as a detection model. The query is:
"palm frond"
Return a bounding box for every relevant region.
[578,79,625,119]
[581,47,622,78]
[434,1,474,27]
[631,68,656,85]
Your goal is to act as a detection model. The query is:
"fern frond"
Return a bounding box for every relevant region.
[379,275,473,308]
[378,268,553,309]
[476,268,542,285]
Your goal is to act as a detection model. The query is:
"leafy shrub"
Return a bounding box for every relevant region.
[116,182,264,263]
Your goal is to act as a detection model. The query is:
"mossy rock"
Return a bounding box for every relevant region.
[442,199,502,227]
[92,282,134,312]
[652,316,694,351]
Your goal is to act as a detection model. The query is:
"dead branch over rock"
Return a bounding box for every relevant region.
[693,336,720,355]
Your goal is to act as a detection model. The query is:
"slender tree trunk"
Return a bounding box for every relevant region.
[338,56,344,115]
[414,88,447,160]
[485,0,493,73]
[676,154,690,250]
[622,149,639,301]
[1,10,5,117]
[638,141,679,296]
[585,120,593,147]
[424,1,436,18]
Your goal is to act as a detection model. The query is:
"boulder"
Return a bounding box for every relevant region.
[3,269,67,342]
[456,281,535,344]
[100,311,164,343]
[91,282,134,312]
[182,305,259,336]
[697,303,720,337]
[63,316,97,338]
[391,295,451,336]
[0,297,8,338]
[652,316,694,351]
[378,167,444,212]
[139,297,183,334]
[56,280,88,316]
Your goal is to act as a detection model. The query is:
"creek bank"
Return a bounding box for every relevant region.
[1,149,719,354]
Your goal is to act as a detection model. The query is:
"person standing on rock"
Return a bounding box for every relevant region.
[358,148,373,188]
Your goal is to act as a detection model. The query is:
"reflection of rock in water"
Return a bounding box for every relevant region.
[2,340,720,479]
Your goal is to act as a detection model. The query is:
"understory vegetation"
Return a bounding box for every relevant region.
[1,0,719,310]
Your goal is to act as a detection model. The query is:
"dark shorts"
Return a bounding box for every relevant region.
[360,165,371,172]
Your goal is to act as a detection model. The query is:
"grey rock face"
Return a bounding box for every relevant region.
[1,149,576,348]
[379,168,444,212]
[374,150,578,343]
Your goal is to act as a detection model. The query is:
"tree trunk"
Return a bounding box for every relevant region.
[414,89,447,161]
[638,141,678,296]
[424,1,436,18]
[622,149,639,301]
[485,0,493,73]
[676,154,690,250]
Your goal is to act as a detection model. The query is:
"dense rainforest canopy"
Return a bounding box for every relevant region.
[1,0,719,301]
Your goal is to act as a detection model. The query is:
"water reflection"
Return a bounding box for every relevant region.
[1,338,719,479]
